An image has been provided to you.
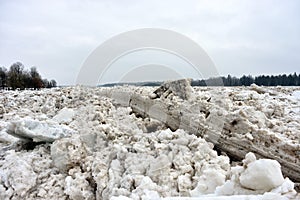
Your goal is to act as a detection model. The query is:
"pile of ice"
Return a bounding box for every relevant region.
[0,86,299,199]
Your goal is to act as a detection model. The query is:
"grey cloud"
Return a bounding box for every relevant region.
[0,0,299,85]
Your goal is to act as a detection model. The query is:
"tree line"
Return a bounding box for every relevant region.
[192,73,300,86]
[0,62,57,90]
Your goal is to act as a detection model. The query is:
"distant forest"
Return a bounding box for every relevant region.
[101,72,300,87]
[1,62,299,89]
[192,73,300,86]
[0,62,57,90]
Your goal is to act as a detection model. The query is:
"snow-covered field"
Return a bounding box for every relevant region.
[0,84,299,200]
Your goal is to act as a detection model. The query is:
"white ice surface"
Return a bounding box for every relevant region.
[7,117,76,142]
[53,107,75,124]
[0,86,298,200]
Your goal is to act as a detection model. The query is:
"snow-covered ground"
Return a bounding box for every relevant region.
[0,85,299,200]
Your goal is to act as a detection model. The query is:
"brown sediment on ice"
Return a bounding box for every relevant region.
[103,79,300,183]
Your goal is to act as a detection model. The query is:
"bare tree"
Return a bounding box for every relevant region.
[0,67,7,89]
[8,62,25,90]
[30,67,43,89]
[50,79,57,87]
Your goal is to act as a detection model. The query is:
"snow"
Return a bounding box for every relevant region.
[0,85,299,199]
[292,90,300,99]
[240,158,284,191]
[52,107,76,124]
[0,151,37,197]
[163,193,289,200]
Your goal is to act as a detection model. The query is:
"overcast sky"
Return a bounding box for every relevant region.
[0,0,299,85]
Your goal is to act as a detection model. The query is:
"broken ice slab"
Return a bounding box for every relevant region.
[7,117,76,142]
[151,78,194,100]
